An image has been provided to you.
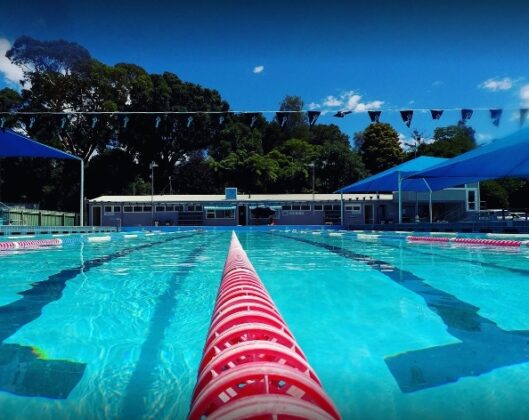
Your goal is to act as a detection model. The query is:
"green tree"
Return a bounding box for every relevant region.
[355,123,404,174]
[417,123,476,158]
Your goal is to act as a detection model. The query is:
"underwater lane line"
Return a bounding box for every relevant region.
[0,232,201,399]
[121,241,208,420]
[272,232,529,393]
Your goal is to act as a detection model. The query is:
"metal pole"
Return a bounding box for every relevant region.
[311,162,315,202]
[398,172,402,224]
[80,159,84,226]
[149,161,158,226]
[421,178,433,223]
[340,192,344,227]
[169,176,173,195]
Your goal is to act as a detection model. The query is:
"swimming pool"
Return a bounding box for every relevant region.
[1,229,529,419]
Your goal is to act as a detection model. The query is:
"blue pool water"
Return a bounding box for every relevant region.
[1,230,529,419]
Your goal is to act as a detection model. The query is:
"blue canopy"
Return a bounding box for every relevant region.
[0,129,78,160]
[337,156,449,193]
[408,127,529,185]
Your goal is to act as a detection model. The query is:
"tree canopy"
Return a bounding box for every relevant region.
[0,36,367,211]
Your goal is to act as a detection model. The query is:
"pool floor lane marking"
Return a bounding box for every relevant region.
[273,233,529,393]
[0,232,200,399]
[121,243,208,420]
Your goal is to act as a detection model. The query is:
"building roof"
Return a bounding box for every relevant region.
[89,193,393,204]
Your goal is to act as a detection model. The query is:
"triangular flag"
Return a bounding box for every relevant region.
[520,108,529,127]
[122,115,130,128]
[430,109,443,120]
[218,114,225,125]
[400,110,413,127]
[334,110,352,118]
[489,109,502,127]
[245,113,258,128]
[186,115,193,128]
[307,110,321,127]
[368,110,381,123]
[276,112,288,127]
[461,108,473,122]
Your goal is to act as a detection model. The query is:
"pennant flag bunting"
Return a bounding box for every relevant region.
[91,116,98,128]
[368,110,381,123]
[489,109,502,127]
[186,115,193,128]
[218,115,225,125]
[400,110,413,127]
[307,110,321,127]
[430,109,443,120]
[155,116,161,128]
[0,117,5,129]
[520,108,529,127]
[123,115,130,128]
[29,116,36,129]
[461,108,473,122]
[334,110,352,118]
[276,112,288,127]
[60,116,68,129]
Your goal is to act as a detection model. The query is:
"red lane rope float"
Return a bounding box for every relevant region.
[0,238,62,250]
[407,236,524,247]
[189,232,340,420]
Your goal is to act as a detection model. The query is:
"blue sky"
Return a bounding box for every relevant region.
[1,0,529,147]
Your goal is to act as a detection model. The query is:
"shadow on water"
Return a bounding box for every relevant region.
[120,243,207,419]
[0,233,198,399]
[273,233,529,393]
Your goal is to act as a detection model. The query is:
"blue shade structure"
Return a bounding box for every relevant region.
[0,129,78,159]
[0,129,84,225]
[409,127,529,185]
[337,156,451,223]
[337,156,448,193]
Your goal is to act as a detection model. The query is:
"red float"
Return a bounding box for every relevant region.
[189,232,340,419]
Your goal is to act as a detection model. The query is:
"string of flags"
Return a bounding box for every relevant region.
[1,107,528,130]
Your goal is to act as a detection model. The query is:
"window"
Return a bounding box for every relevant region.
[300,204,311,211]
[174,205,184,212]
[467,189,478,211]
[345,205,361,213]
[206,209,235,219]
[113,206,121,213]
[187,205,203,212]
[165,205,174,212]
[143,206,152,212]
[124,206,133,212]
[155,205,165,212]
[314,205,323,211]
[324,204,341,211]
[104,206,113,214]
[282,205,291,210]
[133,206,142,212]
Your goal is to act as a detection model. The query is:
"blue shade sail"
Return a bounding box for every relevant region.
[0,129,78,160]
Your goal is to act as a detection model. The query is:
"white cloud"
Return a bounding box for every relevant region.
[252,65,264,74]
[0,38,24,87]
[432,80,444,87]
[479,77,514,91]
[323,95,342,107]
[315,90,384,113]
[520,84,529,106]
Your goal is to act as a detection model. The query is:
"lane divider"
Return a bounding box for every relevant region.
[407,236,524,247]
[188,232,340,420]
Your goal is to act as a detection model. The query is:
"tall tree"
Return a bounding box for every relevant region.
[417,123,476,158]
[355,123,404,174]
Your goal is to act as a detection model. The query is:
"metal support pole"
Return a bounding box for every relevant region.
[398,173,402,224]
[150,161,158,226]
[421,178,433,223]
[340,192,344,227]
[80,159,84,227]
